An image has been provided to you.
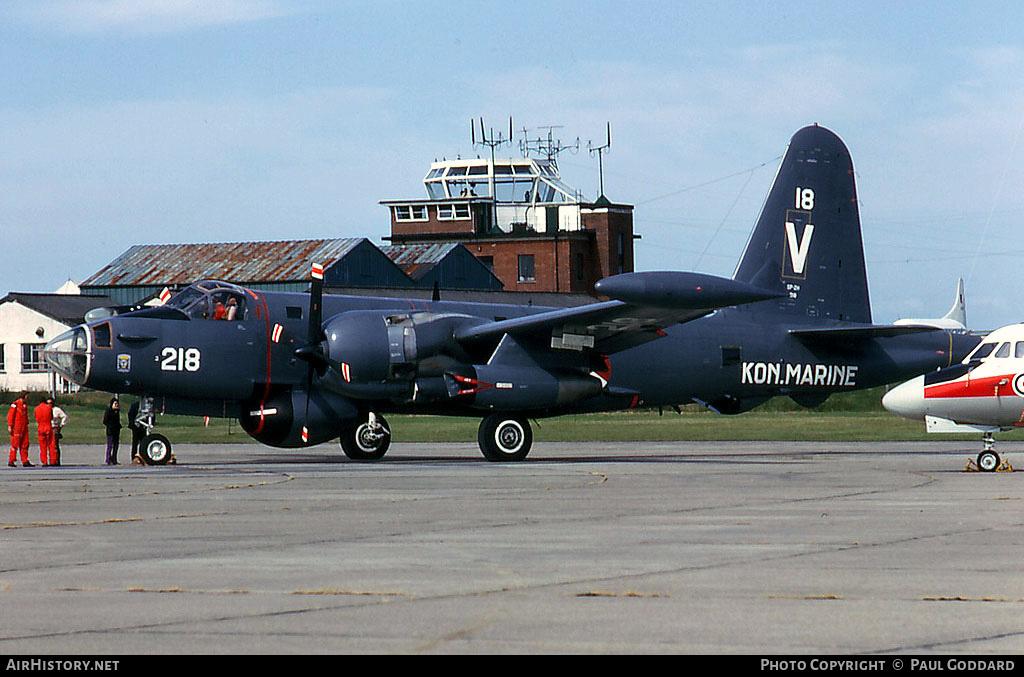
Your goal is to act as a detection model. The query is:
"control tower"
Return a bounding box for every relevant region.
[380,126,636,294]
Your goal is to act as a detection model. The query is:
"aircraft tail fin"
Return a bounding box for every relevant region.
[893,277,968,331]
[942,277,967,327]
[732,124,871,324]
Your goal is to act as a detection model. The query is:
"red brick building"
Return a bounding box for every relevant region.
[381,156,636,293]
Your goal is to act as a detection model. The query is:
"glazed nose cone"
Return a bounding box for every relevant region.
[882,375,926,420]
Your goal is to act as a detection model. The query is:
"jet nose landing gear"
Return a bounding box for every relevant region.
[970,432,1012,473]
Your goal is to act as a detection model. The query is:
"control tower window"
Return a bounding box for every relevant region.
[518,255,535,283]
[393,205,427,221]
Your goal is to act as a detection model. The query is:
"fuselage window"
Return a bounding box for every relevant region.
[93,322,112,349]
[1016,342,1024,359]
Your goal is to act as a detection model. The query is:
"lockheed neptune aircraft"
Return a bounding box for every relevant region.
[884,324,1024,471]
[44,125,980,464]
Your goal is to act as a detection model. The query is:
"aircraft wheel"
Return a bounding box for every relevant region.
[140,433,172,466]
[478,414,532,462]
[977,450,1000,472]
[340,414,391,461]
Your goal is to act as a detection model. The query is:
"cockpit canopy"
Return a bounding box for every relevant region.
[965,339,1024,362]
[963,324,1024,363]
[164,281,249,321]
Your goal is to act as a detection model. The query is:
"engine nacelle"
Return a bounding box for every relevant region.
[322,311,392,382]
[239,387,359,448]
[322,310,479,398]
[447,365,603,411]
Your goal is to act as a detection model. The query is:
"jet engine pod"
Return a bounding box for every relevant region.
[451,366,603,410]
[240,387,359,448]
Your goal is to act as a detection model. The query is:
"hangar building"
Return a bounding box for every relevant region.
[80,238,500,307]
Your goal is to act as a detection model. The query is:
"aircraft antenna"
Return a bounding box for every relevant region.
[588,122,612,200]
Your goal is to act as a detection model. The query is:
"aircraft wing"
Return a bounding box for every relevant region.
[455,271,782,354]
[789,323,942,343]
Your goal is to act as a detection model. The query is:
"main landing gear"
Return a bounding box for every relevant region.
[478,413,533,462]
[134,397,174,466]
[340,412,391,461]
[337,411,534,463]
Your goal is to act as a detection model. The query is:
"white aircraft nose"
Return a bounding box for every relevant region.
[882,375,926,420]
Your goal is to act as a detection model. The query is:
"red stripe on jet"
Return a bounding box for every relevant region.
[924,373,1017,399]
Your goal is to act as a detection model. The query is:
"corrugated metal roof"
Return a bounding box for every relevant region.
[380,243,459,280]
[81,239,366,287]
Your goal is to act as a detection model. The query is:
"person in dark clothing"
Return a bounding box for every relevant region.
[102,399,122,465]
[127,400,145,462]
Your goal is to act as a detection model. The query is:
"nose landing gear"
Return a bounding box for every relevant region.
[134,397,175,466]
[971,432,1012,472]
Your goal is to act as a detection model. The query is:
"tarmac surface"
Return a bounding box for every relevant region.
[1,440,1023,655]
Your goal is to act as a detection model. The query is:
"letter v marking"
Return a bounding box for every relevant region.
[785,221,814,275]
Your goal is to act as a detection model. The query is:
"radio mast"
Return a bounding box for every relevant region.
[588,122,612,200]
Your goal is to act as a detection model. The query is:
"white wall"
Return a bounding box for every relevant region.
[0,301,74,393]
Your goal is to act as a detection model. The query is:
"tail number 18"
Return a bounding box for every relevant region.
[160,347,201,372]
[795,187,814,210]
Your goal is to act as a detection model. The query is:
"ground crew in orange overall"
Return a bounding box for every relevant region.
[7,393,32,467]
[35,397,56,466]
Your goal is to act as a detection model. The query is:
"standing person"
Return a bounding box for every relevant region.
[7,392,32,467]
[51,398,68,465]
[34,396,56,467]
[127,399,145,463]
[102,398,122,466]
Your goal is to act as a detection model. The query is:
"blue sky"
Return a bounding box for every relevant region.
[2,1,1024,329]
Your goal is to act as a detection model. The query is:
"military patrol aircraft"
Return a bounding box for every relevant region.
[883,323,1024,471]
[44,124,980,464]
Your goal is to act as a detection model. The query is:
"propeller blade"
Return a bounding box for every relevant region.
[308,262,324,341]
[302,367,314,446]
[300,262,326,445]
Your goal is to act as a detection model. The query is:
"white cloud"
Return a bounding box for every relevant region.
[8,0,301,34]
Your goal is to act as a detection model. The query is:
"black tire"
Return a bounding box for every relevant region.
[340,415,391,461]
[978,450,1000,472]
[478,414,532,462]
[140,433,172,466]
